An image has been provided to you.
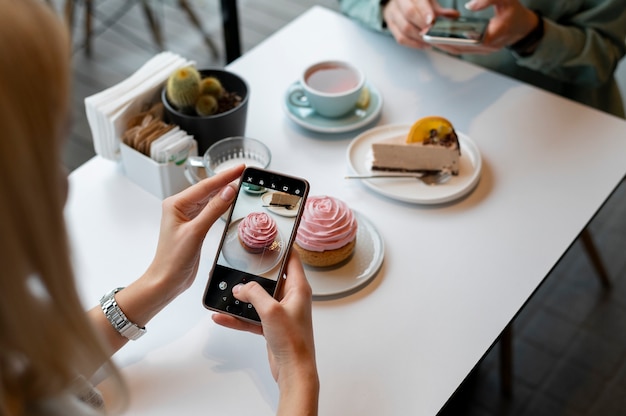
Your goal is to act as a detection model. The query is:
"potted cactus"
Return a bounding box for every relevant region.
[162,66,249,154]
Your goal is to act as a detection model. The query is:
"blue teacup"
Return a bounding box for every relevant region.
[288,60,365,118]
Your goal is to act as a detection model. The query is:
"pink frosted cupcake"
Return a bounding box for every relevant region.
[238,212,278,253]
[294,196,358,267]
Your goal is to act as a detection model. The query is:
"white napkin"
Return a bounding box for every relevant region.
[85,51,195,160]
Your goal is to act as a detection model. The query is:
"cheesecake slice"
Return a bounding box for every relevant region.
[371,117,461,175]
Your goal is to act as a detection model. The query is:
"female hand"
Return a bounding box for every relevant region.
[212,253,319,415]
[143,164,245,303]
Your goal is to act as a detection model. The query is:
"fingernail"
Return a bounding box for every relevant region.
[464,1,477,10]
[232,284,243,294]
[219,185,236,201]
[425,13,434,25]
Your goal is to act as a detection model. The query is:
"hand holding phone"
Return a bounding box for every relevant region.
[203,167,309,323]
[422,16,489,45]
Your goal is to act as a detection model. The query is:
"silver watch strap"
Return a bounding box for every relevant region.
[99,287,146,341]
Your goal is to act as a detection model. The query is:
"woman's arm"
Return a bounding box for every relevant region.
[88,164,244,353]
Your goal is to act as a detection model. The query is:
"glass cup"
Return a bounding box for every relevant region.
[185,136,271,184]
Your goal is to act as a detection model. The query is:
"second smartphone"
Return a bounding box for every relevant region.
[422,16,489,45]
[202,167,309,323]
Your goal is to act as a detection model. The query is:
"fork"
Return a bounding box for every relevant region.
[344,172,452,185]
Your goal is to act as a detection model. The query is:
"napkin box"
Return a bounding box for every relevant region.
[120,142,197,199]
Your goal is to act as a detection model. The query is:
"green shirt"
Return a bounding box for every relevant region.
[339,0,626,117]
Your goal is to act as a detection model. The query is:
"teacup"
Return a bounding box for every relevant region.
[185,136,271,184]
[162,68,249,155]
[288,60,365,118]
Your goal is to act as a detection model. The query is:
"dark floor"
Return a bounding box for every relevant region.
[49,1,626,415]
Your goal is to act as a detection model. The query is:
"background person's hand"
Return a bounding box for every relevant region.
[428,0,539,55]
[382,0,459,48]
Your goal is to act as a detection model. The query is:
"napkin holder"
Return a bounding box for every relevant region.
[120,141,197,200]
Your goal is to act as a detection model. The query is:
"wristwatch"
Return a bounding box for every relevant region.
[100,287,146,341]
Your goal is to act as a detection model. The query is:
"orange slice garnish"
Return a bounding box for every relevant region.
[407,116,454,143]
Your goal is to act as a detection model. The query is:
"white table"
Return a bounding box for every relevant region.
[66,6,626,415]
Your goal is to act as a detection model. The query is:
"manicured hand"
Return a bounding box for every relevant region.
[144,164,244,303]
[212,253,319,415]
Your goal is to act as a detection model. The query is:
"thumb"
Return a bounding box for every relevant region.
[232,281,274,314]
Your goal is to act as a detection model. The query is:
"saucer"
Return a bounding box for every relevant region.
[283,81,383,133]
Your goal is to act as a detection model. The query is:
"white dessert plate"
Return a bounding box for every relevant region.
[283,81,383,133]
[261,192,300,217]
[307,211,384,300]
[221,218,285,276]
[346,124,482,204]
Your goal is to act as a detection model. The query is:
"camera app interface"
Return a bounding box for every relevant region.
[204,169,307,321]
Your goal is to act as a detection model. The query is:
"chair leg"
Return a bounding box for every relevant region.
[580,228,611,288]
[140,0,164,50]
[499,323,513,397]
[84,0,93,56]
[64,0,75,39]
[177,0,219,60]
[220,0,241,63]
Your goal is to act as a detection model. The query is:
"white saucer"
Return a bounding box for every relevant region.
[283,81,383,133]
[346,124,482,204]
[306,211,384,300]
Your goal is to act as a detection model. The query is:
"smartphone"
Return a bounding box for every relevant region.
[203,167,309,323]
[422,16,489,45]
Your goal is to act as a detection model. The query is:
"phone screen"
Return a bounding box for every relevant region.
[203,167,309,323]
[423,17,489,44]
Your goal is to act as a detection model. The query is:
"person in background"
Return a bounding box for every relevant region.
[0,1,318,415]
[339,0,626,118]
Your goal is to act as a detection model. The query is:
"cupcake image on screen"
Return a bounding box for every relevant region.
[237,212,278,253]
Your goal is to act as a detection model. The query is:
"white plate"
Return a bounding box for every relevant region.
[261,193,300,217]
[307,211,384,300]
[346,124,482,204]
[221,218,285,276]
[283,81,383,133]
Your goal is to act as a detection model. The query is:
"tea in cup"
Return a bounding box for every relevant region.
[288,60,365,118]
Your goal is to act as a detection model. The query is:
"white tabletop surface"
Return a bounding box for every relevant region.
[66,6,626,415]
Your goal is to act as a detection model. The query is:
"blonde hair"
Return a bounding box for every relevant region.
[0,0,125,413]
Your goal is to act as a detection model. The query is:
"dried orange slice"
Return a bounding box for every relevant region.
[406,116,454,143]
